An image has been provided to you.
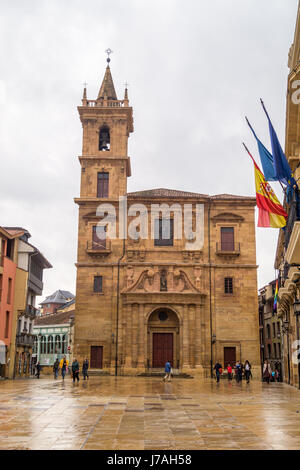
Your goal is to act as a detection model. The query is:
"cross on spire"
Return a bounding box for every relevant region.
[105,48,113,63]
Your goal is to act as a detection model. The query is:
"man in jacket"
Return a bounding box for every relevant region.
[82,358,89,380]
[53,358,59,379]
[214,361,222,383]
[163,361,172,382]
[72,358,80,383]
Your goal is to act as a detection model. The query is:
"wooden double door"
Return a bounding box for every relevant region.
[90,346,103,368]
[152,333,173,368]
[224,347,236,367]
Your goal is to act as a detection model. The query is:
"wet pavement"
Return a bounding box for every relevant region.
[0,375,300,450]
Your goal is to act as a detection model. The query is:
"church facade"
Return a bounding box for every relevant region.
[74,58,260,377]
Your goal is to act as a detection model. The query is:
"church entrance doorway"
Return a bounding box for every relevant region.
[147,308,179,368]
[152,333,173,367]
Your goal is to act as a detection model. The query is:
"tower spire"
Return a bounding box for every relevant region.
[97,49,118,101]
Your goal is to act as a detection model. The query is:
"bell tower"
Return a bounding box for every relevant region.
[77,51,133,200]
[74,53,134,371]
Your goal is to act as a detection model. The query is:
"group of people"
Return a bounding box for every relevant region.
[214,360,252,383]
[52,356,90,383]
[262,359,281,383]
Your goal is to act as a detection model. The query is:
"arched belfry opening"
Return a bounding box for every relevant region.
[147,308,180,369]
[99,126,110,151]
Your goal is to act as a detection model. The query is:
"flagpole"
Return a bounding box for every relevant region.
[242,142,287,195]
[245,116,258,140]
[260,98,271,121]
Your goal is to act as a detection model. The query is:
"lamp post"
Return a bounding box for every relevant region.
[293,300,300,389]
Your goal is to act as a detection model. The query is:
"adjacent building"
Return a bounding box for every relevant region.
[0,227,18,377]
[73,57,261,377]
[275,3,300,388]
[0,226,51,378]
[39,290,74,315]
[258,280,283,379]
[33,298,75,372]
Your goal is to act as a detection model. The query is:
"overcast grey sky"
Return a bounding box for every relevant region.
[0,0,298,302]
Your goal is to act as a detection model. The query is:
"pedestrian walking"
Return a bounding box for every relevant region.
[235,361,243,383]
[227,363,233,380]
[82,358,89,380]
[53,358,59,379]
[244,360,252,384]
[72,358,80,383]
[214,361,222,383]
[60,356,69,381]
[36,362,41,379]
[263,360,272,384]
[163,360,172,382]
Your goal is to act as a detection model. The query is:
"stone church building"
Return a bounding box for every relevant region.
[74,57,260,377]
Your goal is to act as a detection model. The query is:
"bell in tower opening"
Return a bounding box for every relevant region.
[99,126,110,151]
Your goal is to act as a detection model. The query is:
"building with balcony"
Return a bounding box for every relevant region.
[275,3,300,388]
[73,57,261,377]
[2,227,52,378]
[33,299,75,373]
[258,280,283,380]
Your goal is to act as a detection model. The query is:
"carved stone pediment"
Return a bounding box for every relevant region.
[211,212,244,224]
[122,268,201,294]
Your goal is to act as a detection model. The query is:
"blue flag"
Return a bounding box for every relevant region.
[246,117,277,181]
[260,100,296,187]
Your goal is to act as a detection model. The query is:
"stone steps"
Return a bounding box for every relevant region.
[87,369,110,376]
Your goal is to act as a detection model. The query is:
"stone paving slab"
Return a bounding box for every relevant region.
[0,376,300,449]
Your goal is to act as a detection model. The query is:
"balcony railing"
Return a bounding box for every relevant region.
[86,240,111,255]
[216,242,240,255]
[16,333,36,347]
[25,305,40,317]
[84,99,126,108]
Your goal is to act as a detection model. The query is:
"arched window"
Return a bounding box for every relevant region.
[267,344,271,358]
[41,336,46,354]
[99,126,110,151]
[33,337,38,354]
[47,335,53,354]
[54,335,61,354]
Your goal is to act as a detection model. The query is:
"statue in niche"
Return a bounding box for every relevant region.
[160,270,168,291]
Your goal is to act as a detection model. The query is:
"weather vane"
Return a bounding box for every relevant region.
[105,48,113,63]
[124,81,129,88]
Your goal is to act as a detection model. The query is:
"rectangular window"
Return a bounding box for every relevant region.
[154,219,174,246]
[267,324,271,339]
[94,276,103,293]
[221,227,234,251]
[92,226,106,249]
[278,342,281,357]
[224,277,233,294]
[7,278,12,304]
[277,321,280,334]
[272,323,276,338]
[6,239,14,259]
[4,311,9,338]
[97,172,109,198]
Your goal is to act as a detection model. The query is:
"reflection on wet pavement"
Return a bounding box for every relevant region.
[0,376,299,450]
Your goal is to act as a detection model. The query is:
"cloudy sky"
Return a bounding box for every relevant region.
[0,0,298,302]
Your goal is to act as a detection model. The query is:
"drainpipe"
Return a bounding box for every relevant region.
[115,197,127,377]
[208,200,213,378]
